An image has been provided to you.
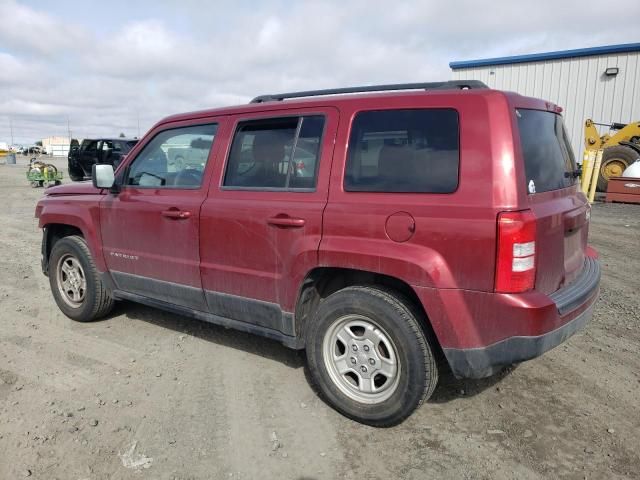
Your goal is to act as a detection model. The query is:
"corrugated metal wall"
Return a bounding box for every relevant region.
[452,52,640,160]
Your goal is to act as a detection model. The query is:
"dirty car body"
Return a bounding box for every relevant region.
[36,81,600,425]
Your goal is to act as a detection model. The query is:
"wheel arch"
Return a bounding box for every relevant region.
[294,267,444,356]
[42,223,84,274]
[42,221,104,275]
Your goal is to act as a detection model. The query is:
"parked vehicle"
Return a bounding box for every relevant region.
[35,81,600,426]
[166,144,209,171]
[22,146,43,156]
[68,138,138,181]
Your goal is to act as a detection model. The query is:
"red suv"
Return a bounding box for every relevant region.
[35,81,600,426]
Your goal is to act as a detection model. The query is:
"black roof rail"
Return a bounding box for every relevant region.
[250,80,488,103]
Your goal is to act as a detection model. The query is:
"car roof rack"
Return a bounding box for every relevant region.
[250,80,488,103]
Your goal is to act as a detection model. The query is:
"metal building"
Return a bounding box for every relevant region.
[450,43,640,158]
[41,136,71,157]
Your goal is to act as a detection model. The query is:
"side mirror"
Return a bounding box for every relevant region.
[92,163,115,189]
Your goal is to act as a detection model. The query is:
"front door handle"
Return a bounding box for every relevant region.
[267,216,306,228]
[161,209,192,220]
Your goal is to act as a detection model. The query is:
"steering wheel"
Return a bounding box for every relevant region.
[174,169,202,186]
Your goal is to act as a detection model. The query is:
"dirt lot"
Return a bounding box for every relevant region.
[0,157,638,480]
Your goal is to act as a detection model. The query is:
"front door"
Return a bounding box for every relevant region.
[100,120,222,310]
[79,139,98,176]
[200,108,338,335]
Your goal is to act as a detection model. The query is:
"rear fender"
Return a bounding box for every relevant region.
[319,239,456,288]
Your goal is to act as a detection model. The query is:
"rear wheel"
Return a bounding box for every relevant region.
[306,286,438,427]
[597,146,640,191]
[49,235,114,322]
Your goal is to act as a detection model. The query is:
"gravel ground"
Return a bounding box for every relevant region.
[0,157,639,479]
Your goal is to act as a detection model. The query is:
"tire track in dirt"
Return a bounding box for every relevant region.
[210,340,344,479]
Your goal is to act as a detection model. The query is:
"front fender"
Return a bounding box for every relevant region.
[36,196,106,272]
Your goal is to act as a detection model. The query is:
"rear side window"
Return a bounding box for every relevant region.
[83,140,98,153]
[345,109,459,193]
[516,109,577,193]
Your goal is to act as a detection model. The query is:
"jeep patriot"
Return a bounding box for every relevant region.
[35,81,600,426]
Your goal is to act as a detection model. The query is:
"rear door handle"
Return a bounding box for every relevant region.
[267,216,306,228]
[161,209,192,220]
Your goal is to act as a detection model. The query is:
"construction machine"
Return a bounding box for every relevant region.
[584,119,640,191]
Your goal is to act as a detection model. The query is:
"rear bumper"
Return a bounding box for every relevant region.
[443,297,596,378]
[416,256,600,379]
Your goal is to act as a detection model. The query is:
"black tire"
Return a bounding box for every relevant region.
[49,235,114,322]
[597,146,640,192]
[305,286,438,427]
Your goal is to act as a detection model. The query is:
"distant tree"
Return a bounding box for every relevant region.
[119,132,126,138]
[35,140,43,146]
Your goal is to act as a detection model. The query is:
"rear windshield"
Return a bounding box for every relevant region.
[516,109,577,193]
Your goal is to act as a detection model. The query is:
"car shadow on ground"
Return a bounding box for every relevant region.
[115,300,306,370]
[428,365,516,403]
[112,301,514,403]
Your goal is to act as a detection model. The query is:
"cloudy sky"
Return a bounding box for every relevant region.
[1,0,639,144]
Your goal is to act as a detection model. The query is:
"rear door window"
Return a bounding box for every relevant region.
[83,140,98,154]
[345,109,459,193]
[516,109,577,193]
[223,115,325,190]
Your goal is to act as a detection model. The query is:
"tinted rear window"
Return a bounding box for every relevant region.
[516,109,577,193]
[345,109,459,193]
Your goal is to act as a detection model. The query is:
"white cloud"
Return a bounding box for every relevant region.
[257,16,283,49]
[85,20,192,78]
[0,0,88,55]
[0,0,639,143]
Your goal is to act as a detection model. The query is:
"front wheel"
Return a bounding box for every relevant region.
[49,235,114,322]
[306,286,438,427]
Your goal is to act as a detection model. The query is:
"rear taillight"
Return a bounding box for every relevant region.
[495,210,537,293]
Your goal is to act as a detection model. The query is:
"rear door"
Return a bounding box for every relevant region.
[199,108,338,335]
[100,120,222,310]
[515,107,589,294]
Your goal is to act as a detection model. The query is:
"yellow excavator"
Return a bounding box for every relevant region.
[584,119,640,191]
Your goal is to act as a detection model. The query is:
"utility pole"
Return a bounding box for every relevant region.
[9,117,14,146]
[67,116,72,141]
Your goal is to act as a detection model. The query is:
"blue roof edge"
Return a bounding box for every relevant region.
[450,42,640,70]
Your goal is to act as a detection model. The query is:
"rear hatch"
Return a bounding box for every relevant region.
[515,108,589,295]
